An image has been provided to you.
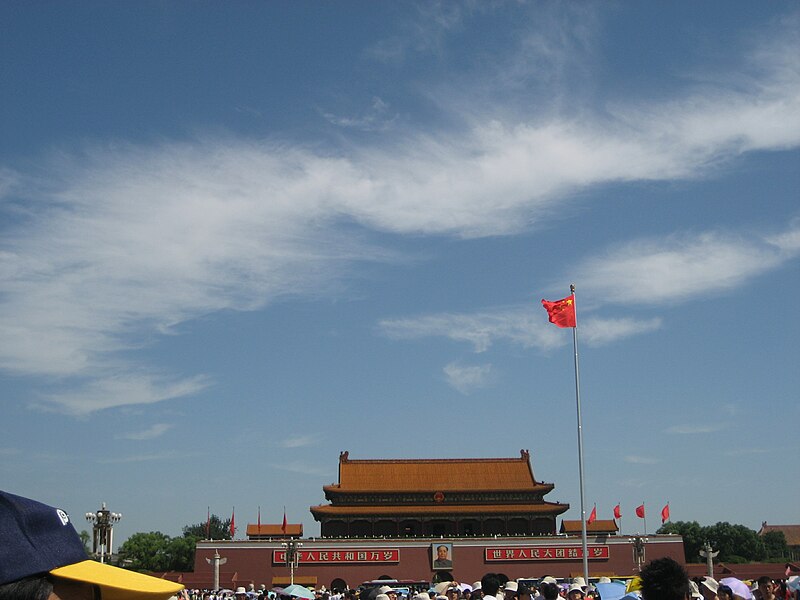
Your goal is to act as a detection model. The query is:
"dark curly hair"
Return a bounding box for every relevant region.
[0,574,53,600]
[639,557,691,600]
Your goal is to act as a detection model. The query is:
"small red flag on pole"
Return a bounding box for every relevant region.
[541,295,577,328]
[661,503,670,524]
[588,504,597,524]
[230,507,236,538]
[281,508,287,534]
[614,503,621,519]
[636,503,645,518]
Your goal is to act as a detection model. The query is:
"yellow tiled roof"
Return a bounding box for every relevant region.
[325,450,554,493]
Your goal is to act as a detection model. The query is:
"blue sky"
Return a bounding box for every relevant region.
[1,2,798,547]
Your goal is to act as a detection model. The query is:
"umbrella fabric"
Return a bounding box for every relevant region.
[596,582,627,600]
[720,579,753,600]
[626,579,642,593]
[786,578,799,592]
[282,585,315,600]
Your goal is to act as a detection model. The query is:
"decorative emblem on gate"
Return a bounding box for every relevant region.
[434,491,445,503]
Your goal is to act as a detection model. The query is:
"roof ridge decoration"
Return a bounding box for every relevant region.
[337,449,531,464]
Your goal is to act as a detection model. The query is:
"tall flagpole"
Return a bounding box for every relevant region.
[571,283,590,586]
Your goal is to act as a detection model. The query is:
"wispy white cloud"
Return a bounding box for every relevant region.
[723,447,771,457]
[0,13,797,415]
[279,435,318,449]
[581,317,662,345]
[321,97,398,132]
[443,362,493,394]
[379,308,562,352]
[270,461,332,477]
[618,478,648,489]
[624,455,660,465]
[574,224,800,306]
[380,308,661,351]
[117,423,174,441]
[96,451,199,464]
[35,373,210,416]
[364,2,472,63]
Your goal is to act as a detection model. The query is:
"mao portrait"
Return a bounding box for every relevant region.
[432,543,453,569]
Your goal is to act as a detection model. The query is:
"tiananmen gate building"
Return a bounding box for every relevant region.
[183,451,685,590]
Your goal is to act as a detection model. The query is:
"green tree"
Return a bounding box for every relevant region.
[182,514,232,541]
[78,529,92,554]
[762,530,789,560]
[706,522,765,563]
[117,532,173,572]
[165,536,198,572]
[658,521,707,562]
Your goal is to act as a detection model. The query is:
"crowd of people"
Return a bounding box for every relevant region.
[179,568,799,600]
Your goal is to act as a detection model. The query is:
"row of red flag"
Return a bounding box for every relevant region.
[587,503,670,524]
[206,507,288,538]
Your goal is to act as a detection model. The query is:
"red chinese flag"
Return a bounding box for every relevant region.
[635,504,645,518]
[257,506,261,530]
[541,295,577,328]
[281,509,287,534]
[230,508,236,538]
[588,505,597,524]
[613,504,621,520]
[661,503,670,524]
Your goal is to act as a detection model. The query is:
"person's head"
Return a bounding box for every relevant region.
[639,558,692,600]
[381,587,398,600]
[542,584,560,600]
[481,575,501,598]
[0,490,184,600]
[757,579,775,600]
[717,586,733,600]
[437,546,450,560]
[567,585,584,600]
[447,587,460,600]
[517,585,532,600]
[699,578,718,600]
[504,583,518,600]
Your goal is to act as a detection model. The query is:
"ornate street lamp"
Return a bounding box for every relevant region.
[85,502,122,564]
[632,535,648,572]
[281,540,302,585]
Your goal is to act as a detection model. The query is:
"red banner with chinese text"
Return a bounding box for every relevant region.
[484,546,609,561]
[273,549,400,564]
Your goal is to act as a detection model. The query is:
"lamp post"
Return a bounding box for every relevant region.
[85,502,122,564]
[281,540,302,585]
[632,535,648,572]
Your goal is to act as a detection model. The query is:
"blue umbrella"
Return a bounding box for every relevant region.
[596,583,627,600]
[282,585,315,600]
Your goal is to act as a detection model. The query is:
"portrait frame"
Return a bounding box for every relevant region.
[431,542,453,570]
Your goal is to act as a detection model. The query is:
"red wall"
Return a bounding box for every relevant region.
[184,535,685,590]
